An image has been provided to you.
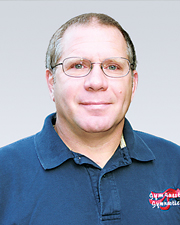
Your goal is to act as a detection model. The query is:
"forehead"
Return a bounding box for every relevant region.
[60,24,128,59]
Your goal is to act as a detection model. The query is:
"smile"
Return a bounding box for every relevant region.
[80,102,111,110]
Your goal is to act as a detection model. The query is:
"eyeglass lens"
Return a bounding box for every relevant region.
[63,57,130,77]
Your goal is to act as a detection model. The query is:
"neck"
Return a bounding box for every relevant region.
[54,118,125,168]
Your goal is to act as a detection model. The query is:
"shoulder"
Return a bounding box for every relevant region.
[0,135,35,154]
[134,130,179,148]
[0,135,38,171]
[134,130,180,158]
[0,134,42,196]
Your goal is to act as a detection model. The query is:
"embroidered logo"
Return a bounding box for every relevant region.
[149,188,180,210]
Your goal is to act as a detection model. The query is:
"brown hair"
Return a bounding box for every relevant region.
[46,13,137,73]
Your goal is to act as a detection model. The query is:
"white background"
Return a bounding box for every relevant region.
[0,1,179,147]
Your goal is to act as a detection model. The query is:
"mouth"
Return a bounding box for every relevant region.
[81,101,110,105]
[80,102,111,110]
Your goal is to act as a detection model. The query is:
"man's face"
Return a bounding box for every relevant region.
[47,24,138,135]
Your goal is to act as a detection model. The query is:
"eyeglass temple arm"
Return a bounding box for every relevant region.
[51,62,63,69]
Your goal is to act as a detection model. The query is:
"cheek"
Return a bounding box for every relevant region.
[115,80,133,106]
[54,78,81,110]
[115,79,132,97]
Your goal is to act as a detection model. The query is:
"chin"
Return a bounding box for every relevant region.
[79,123,116,134]
[76,116,124,134]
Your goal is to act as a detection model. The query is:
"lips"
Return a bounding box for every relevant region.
[81,102,110,105]
[79,101,111,110]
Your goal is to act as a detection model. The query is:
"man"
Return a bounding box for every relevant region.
[0,13,180,224]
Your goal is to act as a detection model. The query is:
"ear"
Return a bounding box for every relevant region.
[131,70,138,102]
[46,69,55,102]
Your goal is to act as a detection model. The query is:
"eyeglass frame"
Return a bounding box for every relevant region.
[51,56,133,78]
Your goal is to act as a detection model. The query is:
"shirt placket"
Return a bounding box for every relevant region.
[99,171,121,221]
[74,146,132,223]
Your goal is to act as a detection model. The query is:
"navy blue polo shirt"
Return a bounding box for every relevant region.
[0,113,180,224]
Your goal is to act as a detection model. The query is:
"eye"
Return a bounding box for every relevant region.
[104,63,120,71]
[74,64,83,69]
[108,65,117,70]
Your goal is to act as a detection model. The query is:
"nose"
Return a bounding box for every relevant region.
[84,63,108,91]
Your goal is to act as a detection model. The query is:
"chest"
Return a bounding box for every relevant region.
[4,160,180,225]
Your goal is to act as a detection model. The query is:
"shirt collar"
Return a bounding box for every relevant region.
[34,113,74,170]
[123,118,155,162]
[34,113,155,170]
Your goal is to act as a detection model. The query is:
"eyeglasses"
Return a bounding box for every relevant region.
[52,57,132,78]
